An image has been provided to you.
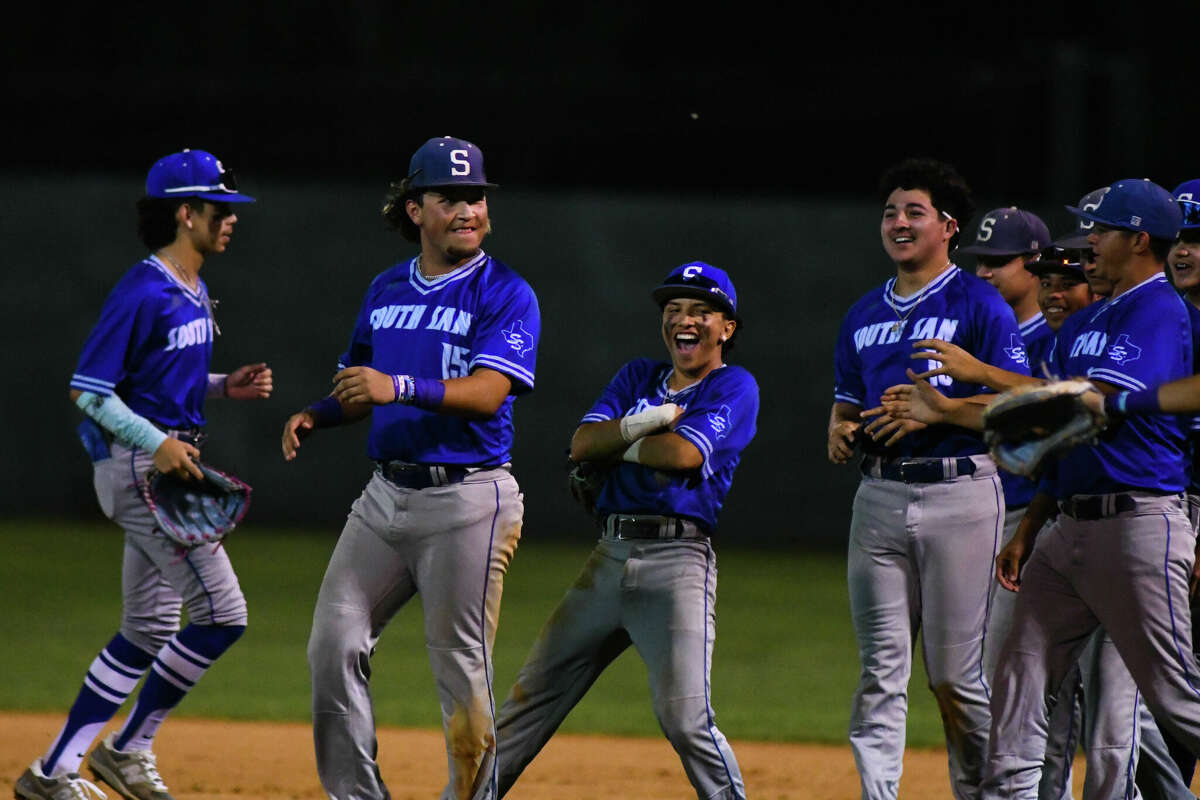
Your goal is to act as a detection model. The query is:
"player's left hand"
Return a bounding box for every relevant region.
[226,363,273,400]
[910,338,987,384]
[332,366,396,405]
[859,408,927,447]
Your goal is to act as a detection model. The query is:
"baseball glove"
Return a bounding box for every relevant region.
[566,457,609,517]
[982,380,1107,477]
[141,462,252,547]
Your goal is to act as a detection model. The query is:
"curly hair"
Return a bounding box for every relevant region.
[136,197,205,250]
[381,176,423,243]
[877,158,975,250]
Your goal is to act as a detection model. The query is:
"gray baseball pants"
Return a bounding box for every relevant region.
[987,507,1080,800]
[95,440,247,653]
[984,492,1200,799]
[848,455,1002,800]
[308,468,523,800]
[493,536,746,800]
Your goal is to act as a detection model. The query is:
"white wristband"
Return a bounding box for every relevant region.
[618,402,679,443]
[621,437,645,464]
[75,391,169,453]
[207,373,229,398]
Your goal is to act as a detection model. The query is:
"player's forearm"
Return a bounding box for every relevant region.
[980,364,1043,393]
[1152,374,1200,413]
[829,401,861,433]
[1015,492,1057,543]
[623,432,703,471]
[570,421,628,462]
[437,370,512,418]
[71,388,169,452]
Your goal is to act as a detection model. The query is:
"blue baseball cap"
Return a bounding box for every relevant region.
[145,149,254,203]
[1172,179,1200,229]
[1066,178,1181,240]
[957,207,1051,256]
[1025,246,1086,279]
[1052,187,1109,249]
[651,262,738,317]
[407,136,497,189]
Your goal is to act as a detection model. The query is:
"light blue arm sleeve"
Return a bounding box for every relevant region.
[75,391,168,453]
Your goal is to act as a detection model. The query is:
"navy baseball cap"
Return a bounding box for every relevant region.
[958,207,1051,256]
[1025,246,1086,279]
[1173,179,1200,229]
[1066,178,1181,240]
[1052,187,1109,249]
[145,149,254,203]
[407,136,497,189]
[652,262,738,317]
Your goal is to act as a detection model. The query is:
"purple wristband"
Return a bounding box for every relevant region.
[411,377,446,410]
[1122,388,1161,415]
[307,396,344,428]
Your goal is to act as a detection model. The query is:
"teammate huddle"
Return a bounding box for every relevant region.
[831,159,1200,799]
[16,138,756,800]
[22,140,1200,800]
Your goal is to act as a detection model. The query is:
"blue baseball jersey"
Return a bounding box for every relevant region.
[1187,301,1200,493]
[340,252,540,465]
[998,313,1056,508]
[71,256,215,429]
[1042,274,1191,497]
[834,265,1030,459]
[580,359,759,534]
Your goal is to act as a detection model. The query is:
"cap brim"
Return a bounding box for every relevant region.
[195,191,256,203]
[1052,232,1092,249]
[651,284,735,315]
[956,244,1034,256]
[412,180,499,190]
[1025,261,1085,277]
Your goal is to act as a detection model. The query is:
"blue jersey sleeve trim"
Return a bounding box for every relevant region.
[676,424,715,479]
[1086,367,1148,391]
[471,354,535,389]
[70,374,117,395]
[834,392,863,405]
[580,413,611,423]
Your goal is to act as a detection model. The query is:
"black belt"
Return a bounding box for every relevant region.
[861,456,977,484]
[603,514,707,540]
[163,426,207,448]
[1059,494,1138,520]
[377,461,471,490]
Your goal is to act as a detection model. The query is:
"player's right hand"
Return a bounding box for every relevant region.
[153,437,203,481]
[282,410,316,461]
[828,420,860,464]
[996,528,1034,592]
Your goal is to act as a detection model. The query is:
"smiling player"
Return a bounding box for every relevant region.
[831,158,1029,799]
[282,136,539,800]
[494,262,758,800]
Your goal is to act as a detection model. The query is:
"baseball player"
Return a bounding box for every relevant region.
[281,136,539,800]
[15,149,270,800]
[1136,178,1200,797]
[980,178,1200,799]
[956,207,1054,678]
[830,157,1029,800]
[492,261,757,800]
[882,193,1197,799]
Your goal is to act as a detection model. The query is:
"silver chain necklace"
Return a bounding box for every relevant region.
[885,261,950,334]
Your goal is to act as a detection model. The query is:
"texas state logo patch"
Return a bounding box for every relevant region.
[502,320,534,357]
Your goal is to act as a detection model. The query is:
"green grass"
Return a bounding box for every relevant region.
[0,519,947,745]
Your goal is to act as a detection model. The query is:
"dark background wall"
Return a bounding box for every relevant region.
[3,3,1196,546]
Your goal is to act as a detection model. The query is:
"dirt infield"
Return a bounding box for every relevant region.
[0,711,1095,799]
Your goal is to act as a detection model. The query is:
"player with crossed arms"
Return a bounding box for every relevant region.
[16,149,271,800]
[281,136,539,800]
[493,262,757,800]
